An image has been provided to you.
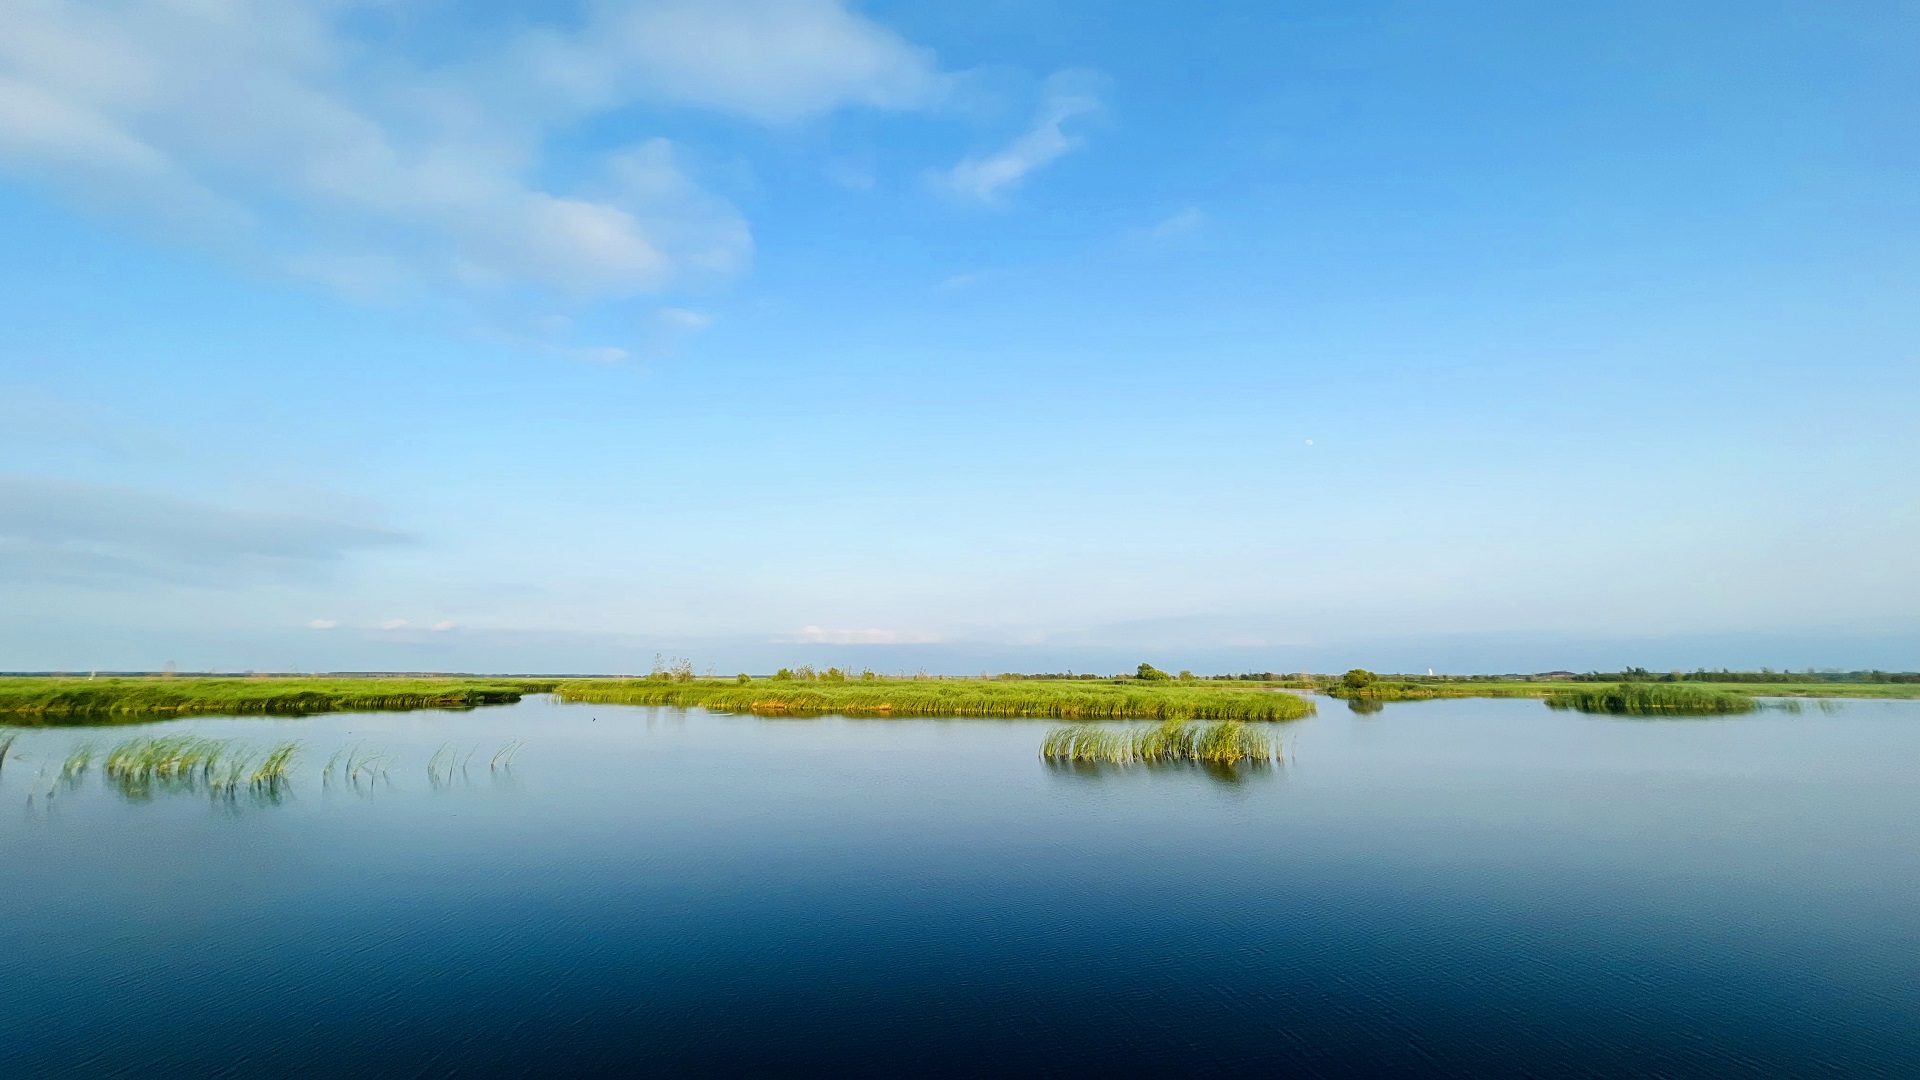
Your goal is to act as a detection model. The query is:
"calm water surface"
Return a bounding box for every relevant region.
[2,696,1917,1076]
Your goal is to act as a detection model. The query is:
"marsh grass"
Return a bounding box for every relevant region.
[98,736,299,798]
[1546,683,1755,716]
[321,745,392,787]
[346,745,396,785]
[210,751,255,795]
[1325,681,1549,702]
[1040,719,1277,765]
[104,736,235,798]
[1322,678,1920,703]
[490,740,527,769]
[427,743,481,786]
[61,742,94,786]
[249,743,299,791]
[0,733,14,776]
[558,679,1316,722]
[428,743,456,784]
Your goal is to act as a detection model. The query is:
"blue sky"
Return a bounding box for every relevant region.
[2,0,1917,675]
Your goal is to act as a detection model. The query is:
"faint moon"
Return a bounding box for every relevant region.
[1305,439,1314,446]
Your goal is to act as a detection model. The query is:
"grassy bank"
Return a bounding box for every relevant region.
[1546,683,1756,716]
[1328,679,1920,701]
[554,679,1317,721]
[0,677,557,723]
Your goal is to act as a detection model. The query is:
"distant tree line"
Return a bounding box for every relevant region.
[636,661,1919,686]
[1569,668,1920,684]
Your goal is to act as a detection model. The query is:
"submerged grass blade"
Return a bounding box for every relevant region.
[490,739,527,769]
[62,742,95,782]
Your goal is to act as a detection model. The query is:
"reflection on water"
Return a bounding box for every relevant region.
[1346,696,1385,714]
[4,696,1920,1076]
[1042,757,1280,788]
[9,733,532,811]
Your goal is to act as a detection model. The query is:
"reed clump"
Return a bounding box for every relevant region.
[249,742,299,790]
[556,679,1315,722]
[61,742,95,781]
[1546,683,1755,716]
[1040,719,1277,765]
[99,736,303,796]
[0,677,557,722]
[104,736,234,796]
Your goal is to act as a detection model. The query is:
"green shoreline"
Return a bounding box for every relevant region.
[0,678,558,724]
[2,672,1914,726]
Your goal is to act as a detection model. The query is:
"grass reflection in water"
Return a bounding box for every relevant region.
[10,736,534,807]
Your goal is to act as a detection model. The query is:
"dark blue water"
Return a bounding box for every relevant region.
[2,696,1918,1076]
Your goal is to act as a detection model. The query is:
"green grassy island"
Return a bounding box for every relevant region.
[2,666,1913,725]
[1316,665,1920,717]
[552,678,1318,722]
[1545,683,1756,716]
[0,677,558,723]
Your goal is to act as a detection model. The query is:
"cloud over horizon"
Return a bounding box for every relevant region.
[0,474,406,587]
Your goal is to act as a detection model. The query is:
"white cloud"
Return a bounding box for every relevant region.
[823,158,876,191]
[1149,207,1205,238]
[577,346,632,365]
[525,0,945,125]
[307,618,339,630]
[378,618,408,630]
[657,307,714,332]
[795,625,941,644]
[0,1,942,298]
[937,70,1103,204]
[430,620,454,632]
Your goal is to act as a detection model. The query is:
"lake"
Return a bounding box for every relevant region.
[2,696,1917,1076]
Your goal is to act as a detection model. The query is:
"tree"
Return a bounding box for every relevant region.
[1136,663,1171,681]
[1342,668,1376,690]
